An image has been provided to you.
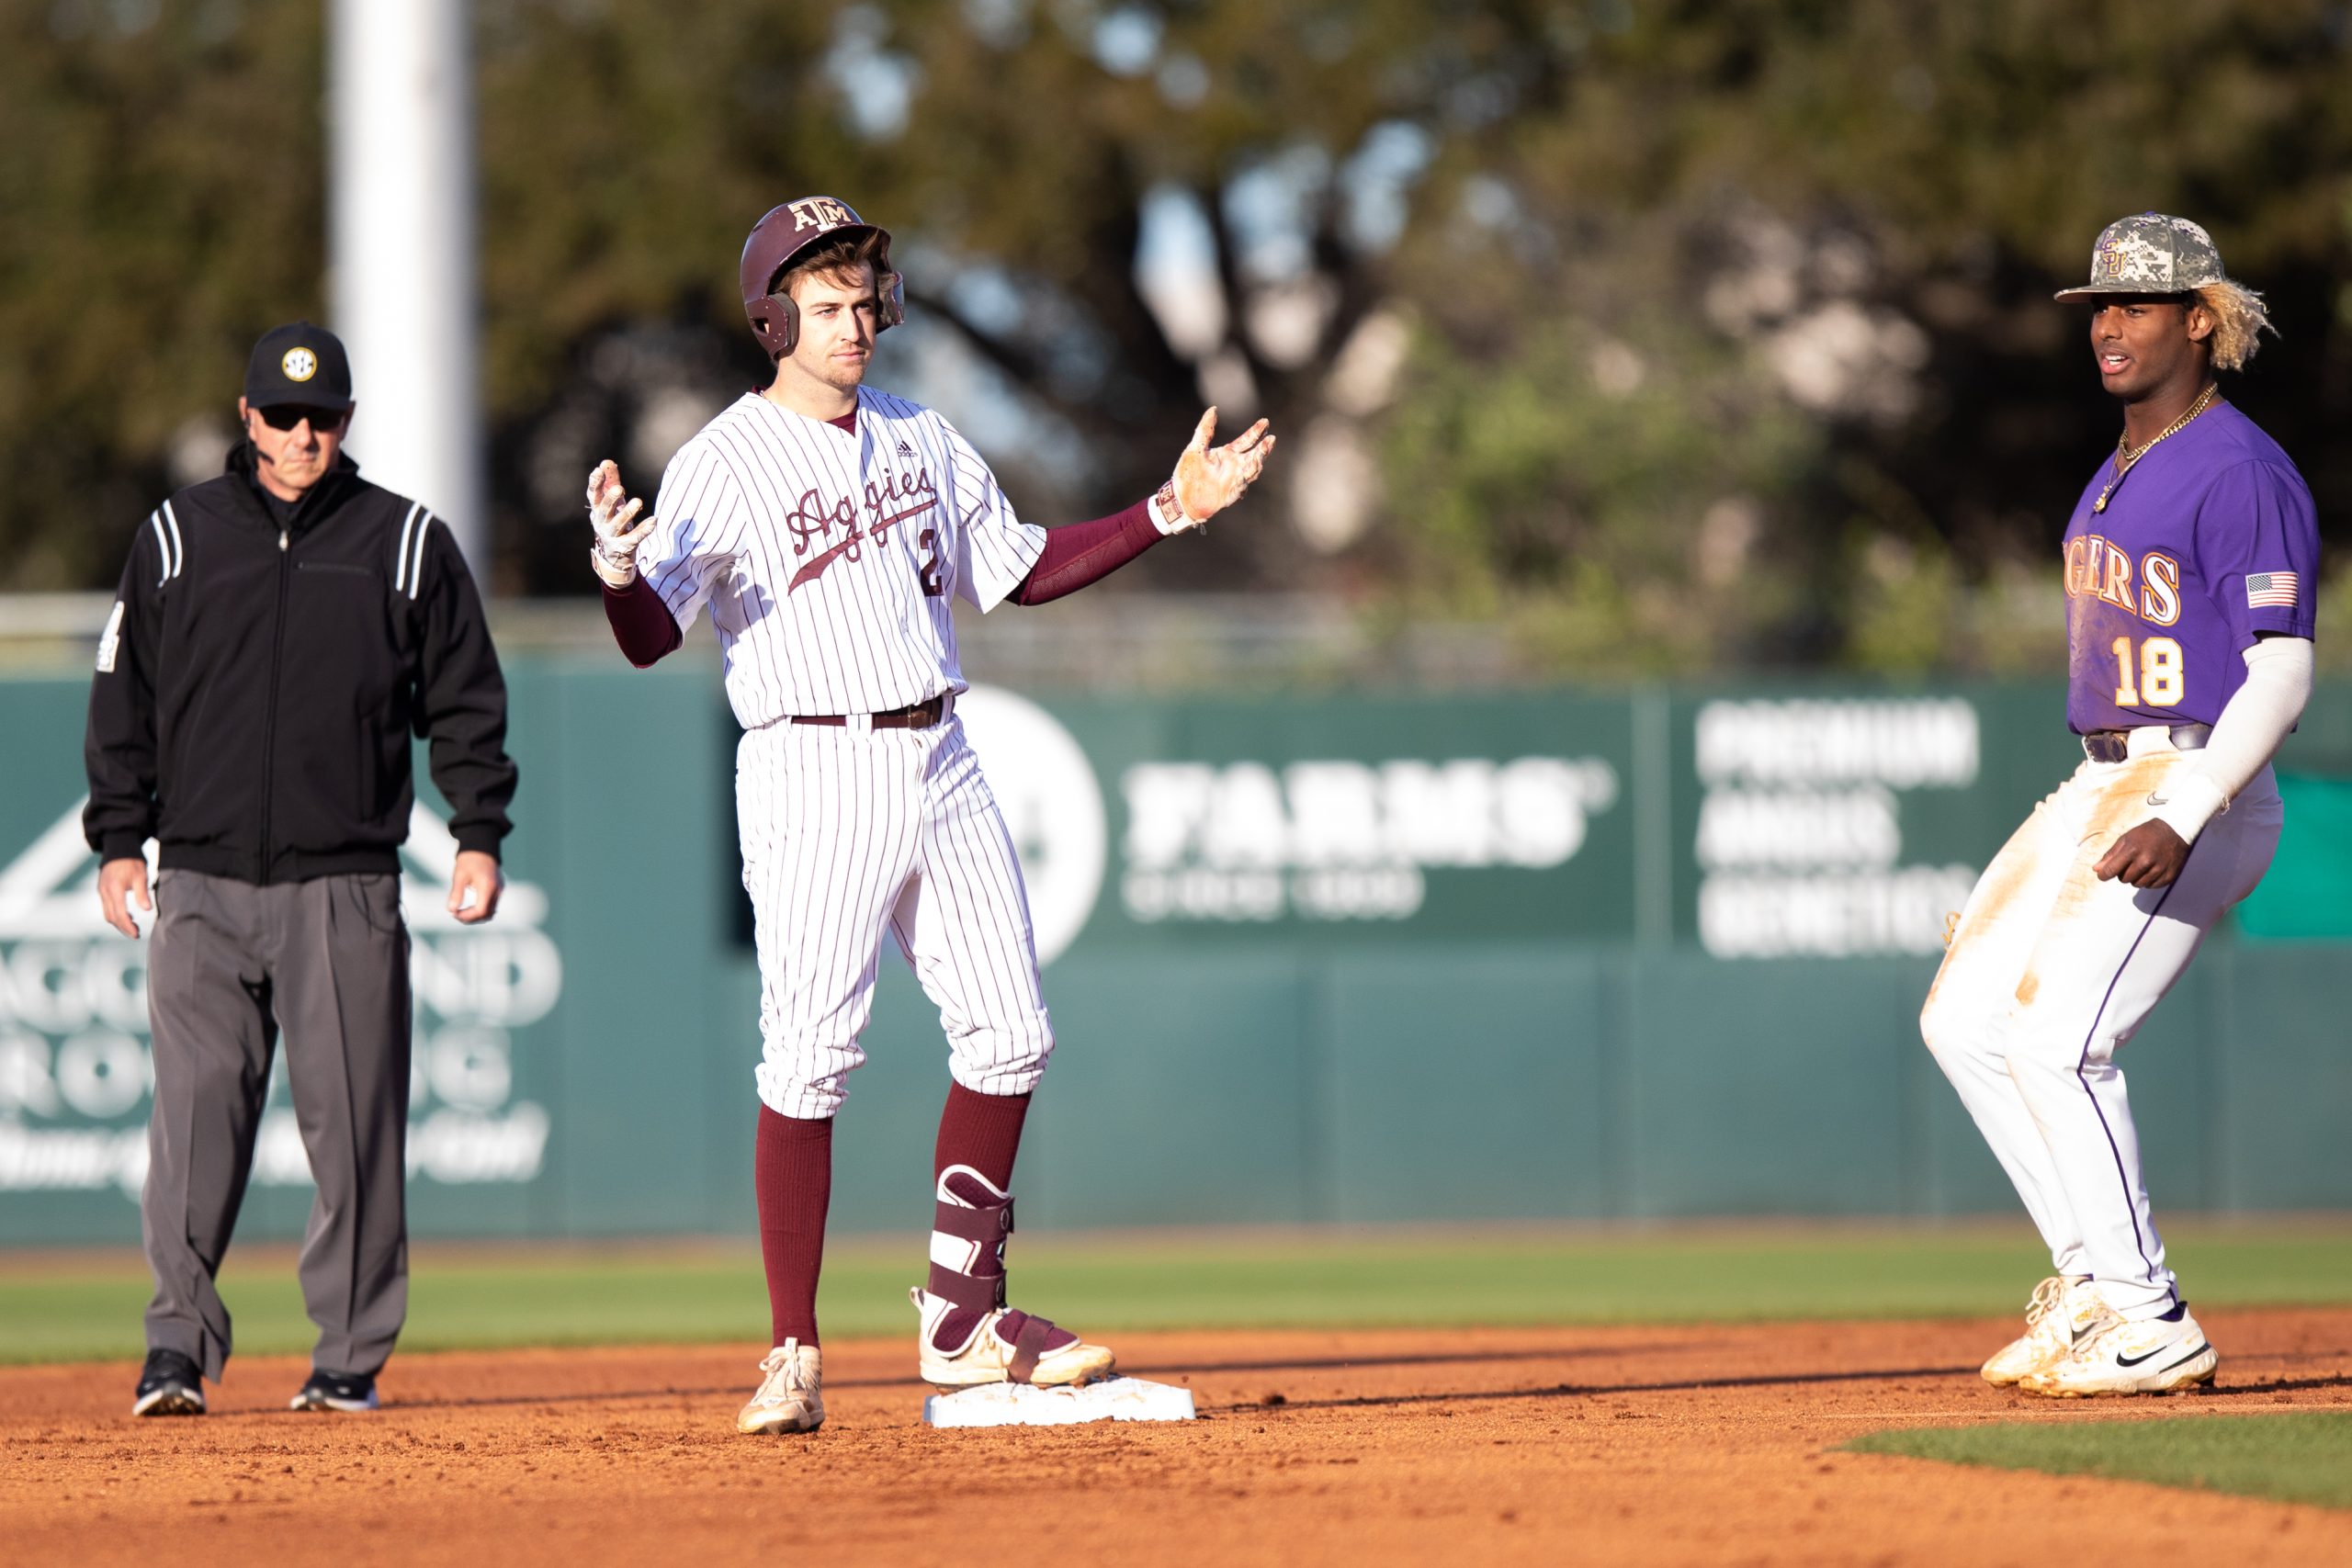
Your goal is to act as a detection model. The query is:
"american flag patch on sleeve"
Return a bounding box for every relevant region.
[2245,571,2301,609]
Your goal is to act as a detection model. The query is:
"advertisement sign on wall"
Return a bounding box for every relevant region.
[0,797,559,1208]
[1685,696,1984,958]
[2,667,2339,1239]
[956,690,1642,950]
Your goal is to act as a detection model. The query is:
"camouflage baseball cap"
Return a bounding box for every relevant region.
[2053,213,2230,301]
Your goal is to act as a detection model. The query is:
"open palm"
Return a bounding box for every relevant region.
[1171,408,1276,525]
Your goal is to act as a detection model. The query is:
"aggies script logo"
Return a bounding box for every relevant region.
[785,443,942,595]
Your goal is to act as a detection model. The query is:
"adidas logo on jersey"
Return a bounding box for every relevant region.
[897,439,917,460]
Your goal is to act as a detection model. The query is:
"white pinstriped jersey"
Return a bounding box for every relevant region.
[639,388,1047,725]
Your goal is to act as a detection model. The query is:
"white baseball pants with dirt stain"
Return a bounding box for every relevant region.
[1921,725,2281,1321]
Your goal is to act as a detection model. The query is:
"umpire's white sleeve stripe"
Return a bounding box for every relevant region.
[406,510,435,599]
[148,511,169,587]
[160,500,185,580]
[393,502,421,592]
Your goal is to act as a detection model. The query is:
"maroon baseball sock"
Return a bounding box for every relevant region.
[755,1106,832,1348]
[933,1082,1030,1189]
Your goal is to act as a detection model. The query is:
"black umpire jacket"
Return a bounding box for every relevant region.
[83,441,516,884]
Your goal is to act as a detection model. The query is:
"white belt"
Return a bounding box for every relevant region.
[2132,722,2209,757]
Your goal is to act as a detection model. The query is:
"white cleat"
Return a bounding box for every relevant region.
[912,1286,1117,1390]
[1981,1276,2119,1386]
[2020,1306,2219,1398]
[736,1339,824,1434]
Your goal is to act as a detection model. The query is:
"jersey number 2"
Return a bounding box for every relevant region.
[2111,635,2185,706]
[918,528,944,597]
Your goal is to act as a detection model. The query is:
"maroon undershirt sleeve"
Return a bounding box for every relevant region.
[1007,499,1164,606]
[602,574,684,667]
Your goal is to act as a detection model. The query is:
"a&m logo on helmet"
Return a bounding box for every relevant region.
[281,346,319,382]
[788,196,859,234]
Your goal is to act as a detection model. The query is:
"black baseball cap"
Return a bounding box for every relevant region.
[243,321,354,411]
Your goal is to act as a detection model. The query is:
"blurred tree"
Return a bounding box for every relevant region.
[1379,314,1815,675]
[0,0,324,591]
[470,0,1566,595]
[4,0,2347,678]
[1374,0,2352,671]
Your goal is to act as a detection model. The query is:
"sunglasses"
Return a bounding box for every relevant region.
[254,404,348,432]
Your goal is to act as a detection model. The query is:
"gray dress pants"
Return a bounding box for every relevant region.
[141,869,412,1379]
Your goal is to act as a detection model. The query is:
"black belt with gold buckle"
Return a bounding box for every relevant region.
[792,695,947,731]
[2081,729,2132,764]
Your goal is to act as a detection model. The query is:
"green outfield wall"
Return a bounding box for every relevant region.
[2,663,2346,1244]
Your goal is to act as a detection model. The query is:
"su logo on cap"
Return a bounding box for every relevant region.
[281,347,319,382]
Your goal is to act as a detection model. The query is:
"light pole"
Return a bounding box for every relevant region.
[327,0,486,575]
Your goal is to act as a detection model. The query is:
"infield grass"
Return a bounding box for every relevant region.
[1848,1411,2352,1511]
[5,1219,2350,1365]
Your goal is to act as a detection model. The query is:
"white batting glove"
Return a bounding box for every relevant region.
[1148,408,1276,536]
[586,459,656,589]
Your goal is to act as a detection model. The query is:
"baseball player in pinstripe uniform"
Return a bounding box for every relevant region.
[1923,216,2318,1397]
[588,197,1273,1434]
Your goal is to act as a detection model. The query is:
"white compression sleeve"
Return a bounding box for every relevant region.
[2148,636,2314,841]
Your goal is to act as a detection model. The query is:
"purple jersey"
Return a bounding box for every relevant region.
[2064,400,2319,733]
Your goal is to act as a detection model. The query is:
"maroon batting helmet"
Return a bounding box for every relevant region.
[740,196,905,360]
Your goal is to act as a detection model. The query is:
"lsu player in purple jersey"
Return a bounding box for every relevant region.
[1921,215,2319,1396]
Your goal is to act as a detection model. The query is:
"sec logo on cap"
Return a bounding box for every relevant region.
[281,347,319,382]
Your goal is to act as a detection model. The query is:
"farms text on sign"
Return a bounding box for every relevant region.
[1121,756,1622,923]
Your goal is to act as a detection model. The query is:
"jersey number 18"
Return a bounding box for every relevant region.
[2111,635,2185,707]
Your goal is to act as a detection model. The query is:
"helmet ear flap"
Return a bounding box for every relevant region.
[748,293,800,360]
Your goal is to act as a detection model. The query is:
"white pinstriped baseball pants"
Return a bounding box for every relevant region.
[736,711,1055,1120]
[1921,730,2281,1320]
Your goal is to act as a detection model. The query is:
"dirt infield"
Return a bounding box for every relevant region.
[4,1309,2346,1567]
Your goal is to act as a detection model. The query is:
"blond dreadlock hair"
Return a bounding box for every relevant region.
[2194,279,2276,372]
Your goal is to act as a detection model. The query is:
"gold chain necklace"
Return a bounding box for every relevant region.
[2093,382,2220,513]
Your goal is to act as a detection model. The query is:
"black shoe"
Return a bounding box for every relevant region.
[132,1349,206,1416]
[289,1368,379,1412]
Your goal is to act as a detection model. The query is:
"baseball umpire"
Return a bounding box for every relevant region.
[585,196,1273,1434]
[85,321,517,1416]
[1923,216,2317,1396]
